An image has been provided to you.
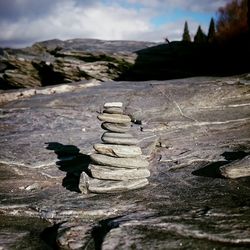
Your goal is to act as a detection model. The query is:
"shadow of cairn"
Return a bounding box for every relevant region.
[46,142,91,193]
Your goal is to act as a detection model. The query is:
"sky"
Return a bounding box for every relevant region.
[0,0,231,48]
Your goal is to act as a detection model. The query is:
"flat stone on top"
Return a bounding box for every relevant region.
[93,144,142,157]
[97,113,131,124]
[103,107,123,114]
[90,154,149,168]
[104,102,123,108]
[102,122,130,133]
[87,178,149,193]
[102,132,139,145]
[89,164,150,180]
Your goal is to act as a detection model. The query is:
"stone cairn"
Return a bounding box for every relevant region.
[87,102,150,193]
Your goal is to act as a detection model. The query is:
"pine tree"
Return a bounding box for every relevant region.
[207,18,216,42]
[182,21,191,42]
[194,25,207,43]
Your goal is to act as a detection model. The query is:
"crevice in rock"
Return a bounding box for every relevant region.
[32,61,66,86]
[91,216,122,250]
[40,223,63,250]
[192,161,227,178]
[221,151,249,161]
[192,150,250,178]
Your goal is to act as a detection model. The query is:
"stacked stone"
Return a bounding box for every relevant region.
[88,102,150,193]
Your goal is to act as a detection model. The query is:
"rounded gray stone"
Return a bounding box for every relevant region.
[103,107,123,114]
[93,144,142,158]
[87,178,149,193]
[102,122,130,133]
[89,164,150,180]
[102,132,139,145]
[90,154,149,168]
[97,113,131,124]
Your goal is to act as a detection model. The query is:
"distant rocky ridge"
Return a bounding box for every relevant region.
[0,39,156,89]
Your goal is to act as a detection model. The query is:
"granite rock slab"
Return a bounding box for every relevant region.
[0,75,250,249]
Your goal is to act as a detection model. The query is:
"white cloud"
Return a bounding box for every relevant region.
[0,1,154,47]
[0,0,230,47]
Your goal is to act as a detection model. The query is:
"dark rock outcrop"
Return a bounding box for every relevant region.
[0,75,250,249]
[2,38,249,90]
[0,39,155,89]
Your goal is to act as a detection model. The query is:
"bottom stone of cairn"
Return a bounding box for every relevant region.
[87,178,149,193]
[89,164,150,181]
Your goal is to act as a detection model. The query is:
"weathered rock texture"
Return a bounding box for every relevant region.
[0,75,250,249]
[0,39,155,89]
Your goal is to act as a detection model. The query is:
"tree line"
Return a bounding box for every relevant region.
[182,0,249,43]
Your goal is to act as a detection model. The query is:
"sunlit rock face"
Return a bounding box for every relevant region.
[0,74,250,249]
[0,39,155,89]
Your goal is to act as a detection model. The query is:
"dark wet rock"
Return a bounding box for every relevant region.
[0,75,250,249]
